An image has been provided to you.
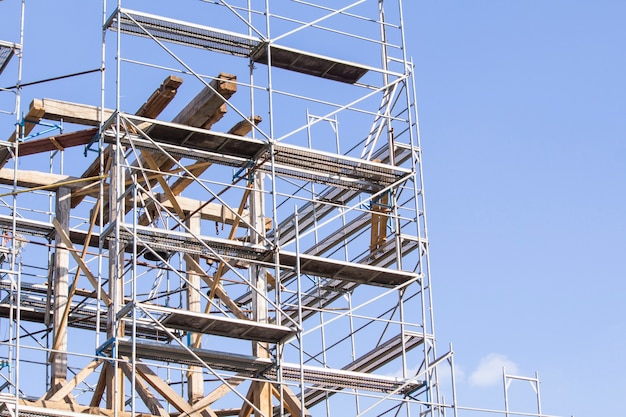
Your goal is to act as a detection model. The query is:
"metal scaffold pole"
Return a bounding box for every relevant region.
[0,2,558,417]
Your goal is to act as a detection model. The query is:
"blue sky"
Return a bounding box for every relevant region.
[408,2,626,416]
[1,1,624,416]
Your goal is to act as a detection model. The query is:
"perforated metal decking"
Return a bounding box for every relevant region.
[102,114,411,193]
[0,40,19,75]
[105,8,371,84]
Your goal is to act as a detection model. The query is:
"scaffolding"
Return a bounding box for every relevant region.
[0,2,559,417]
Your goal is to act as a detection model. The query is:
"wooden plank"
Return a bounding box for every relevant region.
[252,44,369,84]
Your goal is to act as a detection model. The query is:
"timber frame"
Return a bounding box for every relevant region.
[0,2,444,417]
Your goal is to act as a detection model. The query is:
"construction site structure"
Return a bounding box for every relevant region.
[0,2,556,417]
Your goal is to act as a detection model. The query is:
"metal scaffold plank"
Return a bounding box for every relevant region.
[127,303,295,343]
[102,338,274,374]
[274,142,413,244]
[106,9,374,84]
[301,332,427,407]
[276,251,419,288]
[0,40,19,75]
[105,114,410,192]
[113,222,270,261]
[251,44,369,84]
[0,394,155,417]
[102,338,422,395]
[110,220,417,288]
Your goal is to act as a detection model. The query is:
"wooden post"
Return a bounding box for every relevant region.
[51,187,70,391]
[249,173,272,417]
[370,192,389,253]
[106,143,125,410]
[186,202,204,404]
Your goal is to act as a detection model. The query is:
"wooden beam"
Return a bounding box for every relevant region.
[119,362,169,417]
[187,376,245,413]
[136,75,184,119]
[208,183,253,302]
[0,99,46,167]
[16,128,98,157]
[253,371,272,417]
[168,163,214,197]
[172,73,236,128]
[89,364,107,407]
[0,163,269,231]
[183,254,248,321]
[98,72,236,225]
[237,384,255,417]
[167,115,261,196]
[185,203,204,402]
[228,116,262,137]
[131,113,264,232]
[43,359,103,402]
[132,72,237,185]
[50,196,102,363]
[0,75,179,191]
[73,75,184,207]
[270,385,311,417]
[52,218,112,306]
[51,187,71,389]
[0,168,100,192]
[27,98,113,126]
[143,193,269,230]
[369,191,389,254]
[8,99,46,142]
[140,150,187,221]
[134,361,218,417]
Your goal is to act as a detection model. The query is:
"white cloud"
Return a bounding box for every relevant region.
[469,353,519,387]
